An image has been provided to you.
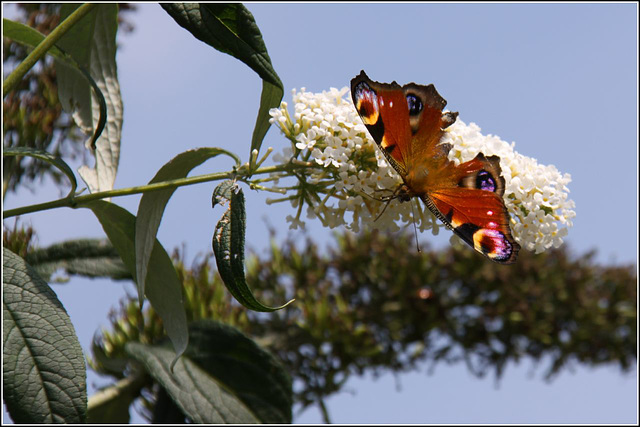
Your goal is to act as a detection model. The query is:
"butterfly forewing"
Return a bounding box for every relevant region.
[351,73,411,175]
[351,71,456,175]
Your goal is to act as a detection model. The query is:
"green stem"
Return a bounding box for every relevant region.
[2,163,301,219]
[3,3,98,97]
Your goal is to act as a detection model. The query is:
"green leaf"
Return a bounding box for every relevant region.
[56,4,122,193]
[212,180,294,312]
[126,342,259,424]
[161,3,284,155]
[80,200,188,362]
[135,147,240,305]
[3,146,77,198]
[251,80,283,154]
[186,320,293,423]
[161,3,281,86]
[57,4,96,65]
[2,18,66,60]
[25,238,131,282]
[2,248,87,423]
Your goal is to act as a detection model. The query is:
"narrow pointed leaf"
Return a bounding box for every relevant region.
[161,3,283,155]
[161,3,281,86]
[135,147,240,304]
[3,147,77,198]
[2,248,87,423]
[251,80,283,153]
[212,181,294,312]
[186,320,293,423]
[126,342,259,424]
[81,200,188,360]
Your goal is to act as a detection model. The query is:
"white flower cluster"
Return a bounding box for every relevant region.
[267,87,435,234]
[267,87,576,254]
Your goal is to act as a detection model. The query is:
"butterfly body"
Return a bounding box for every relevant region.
[351,71,520,264]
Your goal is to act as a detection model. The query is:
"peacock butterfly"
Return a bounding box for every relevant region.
[350,70,520,264]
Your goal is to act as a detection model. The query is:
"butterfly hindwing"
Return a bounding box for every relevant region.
[351,71,520,264]
[426,155,520,263]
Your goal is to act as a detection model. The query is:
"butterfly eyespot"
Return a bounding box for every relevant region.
[477,170,497,192]
[353,81,380,124]
[406,94,423,116]
[473,228,514,261]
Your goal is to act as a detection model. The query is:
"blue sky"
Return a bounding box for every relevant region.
[3,3,638,423]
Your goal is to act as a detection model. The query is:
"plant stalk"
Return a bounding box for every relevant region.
[2,163,302,218]
[2,3,98,97]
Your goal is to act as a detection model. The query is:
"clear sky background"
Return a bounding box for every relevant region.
[3,2,638,424]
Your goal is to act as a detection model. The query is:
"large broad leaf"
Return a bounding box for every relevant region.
[56,4,123,194]
[135,147,240,305]
[212,180,294,312]
[2,248,87,423]
[161,3,284,155]
[81,200,188,362]
[25,238,130,282]
[126,342,259,424]
[186,320,293,423]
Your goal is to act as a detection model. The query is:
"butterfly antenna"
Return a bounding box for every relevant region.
[410,199,421,253]
[374,197,393,222]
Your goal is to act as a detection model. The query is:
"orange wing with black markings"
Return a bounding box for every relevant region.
[351,71,457,176]
[425,154,519,263]
[351,70,520,264]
